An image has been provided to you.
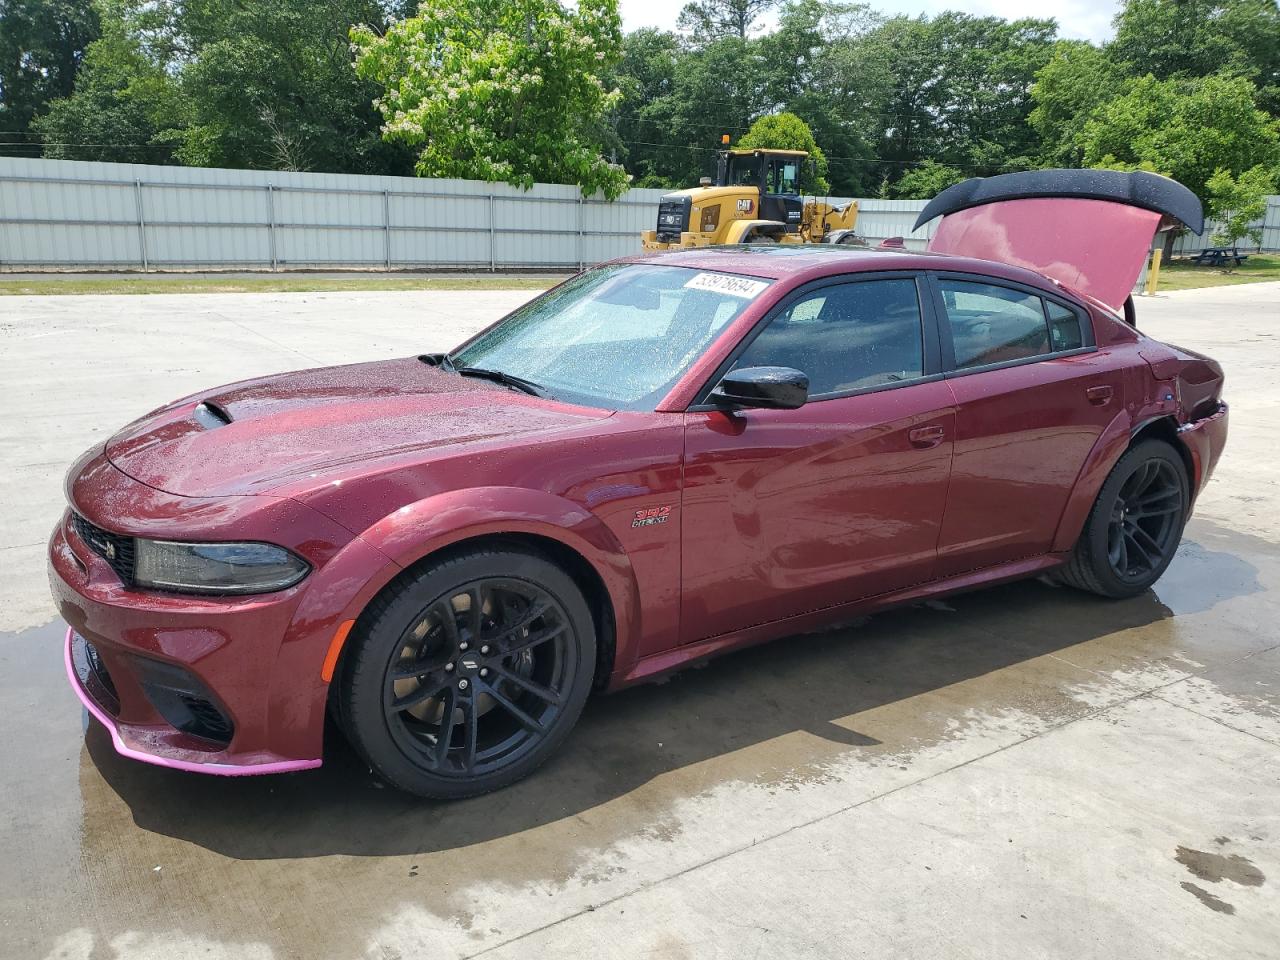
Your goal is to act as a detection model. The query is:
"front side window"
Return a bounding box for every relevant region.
[731,278,925,397]
[940,280,1051,369]
[451,264,769,410]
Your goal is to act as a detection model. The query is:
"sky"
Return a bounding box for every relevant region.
[618,0,1122,43]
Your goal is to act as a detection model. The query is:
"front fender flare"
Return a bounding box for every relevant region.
[355,487,639,673]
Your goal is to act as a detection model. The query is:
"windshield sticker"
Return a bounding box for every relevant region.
[684,272,769,298]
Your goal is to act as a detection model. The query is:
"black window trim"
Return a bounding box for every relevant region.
[688,270,944,410]
[926,270,1097,379]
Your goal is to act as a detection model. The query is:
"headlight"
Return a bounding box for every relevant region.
[133,540,310,595]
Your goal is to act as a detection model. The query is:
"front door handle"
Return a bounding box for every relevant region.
[1086,385,1114,405]
[908,424,945,448]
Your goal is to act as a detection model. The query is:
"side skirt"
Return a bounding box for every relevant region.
[614,552,1067,689]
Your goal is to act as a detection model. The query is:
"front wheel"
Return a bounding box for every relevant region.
[338,547,596,799]
[1059,439,1189,598]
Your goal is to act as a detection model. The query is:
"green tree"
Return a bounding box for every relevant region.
[1081,73,1280,203]
[0,0,100,154]
[889,160,966,198]
[864,13,1056,177]
[736,111,830,191]
[677,0,779,41]
[31,2,179,163]
[607,29,683,187]
[1111,0,1280,111]
[174,0,409,173]
[1029,40,1125,166]
[353,0,629,197]
[759,0,888,195]
[1206,164,1277,247]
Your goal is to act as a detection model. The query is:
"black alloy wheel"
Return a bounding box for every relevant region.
[382,578,572,777]
[1059,438,1189,599]
[338,548,596,798]
[1106,459,1183,582]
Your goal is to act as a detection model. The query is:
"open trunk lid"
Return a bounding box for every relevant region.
[914,170,1204,311]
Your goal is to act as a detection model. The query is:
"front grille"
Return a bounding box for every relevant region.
[655,196,692,243]
[71,514,136,585]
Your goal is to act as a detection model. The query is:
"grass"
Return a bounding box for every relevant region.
[0,274,557,296]
[1157,252,1280,291]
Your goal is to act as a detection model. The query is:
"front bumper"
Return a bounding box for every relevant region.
[64,626,320,775]
[51,511,326,773]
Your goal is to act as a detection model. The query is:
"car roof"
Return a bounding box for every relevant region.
[617,245,1080,301]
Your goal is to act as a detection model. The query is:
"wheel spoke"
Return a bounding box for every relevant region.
[389,678,447,714]
[1130,523,1165,563]
[1124,528,1154,571]
[468,586,484,637]
[479,679,545,734]
[389,657,446,681]
[460,687,478,771]
[433,685,458,766]
[437,599,461,647]
[493,599,552,643]
[504,622,567,657]
[489,663,561,705]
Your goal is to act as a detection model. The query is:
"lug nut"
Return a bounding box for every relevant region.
[459,641,469,651]
[445,662,454,672]
[479,668,489,678]
[480,645,490,655]
[457,678,469,690]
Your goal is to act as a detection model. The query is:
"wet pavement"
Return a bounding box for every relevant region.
[1,284,1278,958]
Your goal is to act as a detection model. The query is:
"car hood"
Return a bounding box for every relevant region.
[105,357,609,497]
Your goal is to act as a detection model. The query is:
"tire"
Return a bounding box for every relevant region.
[338,546,596,799]
[1058,438,1189,599]
[743,231,778,244]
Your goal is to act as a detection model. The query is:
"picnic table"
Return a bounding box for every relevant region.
[1191,246,1250,267]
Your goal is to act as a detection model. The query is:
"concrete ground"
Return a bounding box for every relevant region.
[1,283,1278,959]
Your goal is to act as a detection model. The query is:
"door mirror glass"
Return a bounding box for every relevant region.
[712,366,809,410]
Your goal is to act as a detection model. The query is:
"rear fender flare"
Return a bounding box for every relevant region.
[1051,409,1133,553]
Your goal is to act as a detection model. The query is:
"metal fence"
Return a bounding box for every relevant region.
[0,158,935,272]
[1172,195,1280,255]
[2,157,1271,273]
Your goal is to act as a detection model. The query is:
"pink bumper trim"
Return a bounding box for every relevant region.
[64,627,322,777]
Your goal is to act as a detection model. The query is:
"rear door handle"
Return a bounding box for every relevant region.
[908,424,945,448]
[1086,385,1114,405]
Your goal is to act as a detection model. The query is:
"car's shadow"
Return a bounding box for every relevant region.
[84,528,1262,861]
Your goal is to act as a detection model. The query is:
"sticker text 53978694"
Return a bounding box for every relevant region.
[683,272,770,299]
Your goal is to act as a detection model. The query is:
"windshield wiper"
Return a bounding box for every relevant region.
[455,366,546,398]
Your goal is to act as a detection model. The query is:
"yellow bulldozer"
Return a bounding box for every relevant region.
[640,148,861,249]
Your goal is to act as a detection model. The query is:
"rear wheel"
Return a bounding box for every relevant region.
[1059,439,1189,598]
[338,548,595,799]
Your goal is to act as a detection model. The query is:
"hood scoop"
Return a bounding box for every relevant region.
[194,400,232,429]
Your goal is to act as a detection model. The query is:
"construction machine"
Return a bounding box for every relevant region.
[640,148,861,250]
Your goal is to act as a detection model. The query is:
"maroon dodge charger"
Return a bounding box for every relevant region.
[51,170,1228,797]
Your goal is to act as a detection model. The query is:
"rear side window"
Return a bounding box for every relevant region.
[940,281,1049,369]
[939,280,1087,370]
[732,278,924,396]
[1046,300,1084,351]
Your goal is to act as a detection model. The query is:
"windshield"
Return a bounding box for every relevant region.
[450,264,771,410]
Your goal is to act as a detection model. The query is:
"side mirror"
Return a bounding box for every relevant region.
[711,366,808,410]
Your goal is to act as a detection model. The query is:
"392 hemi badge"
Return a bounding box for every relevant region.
[632,505,672,528]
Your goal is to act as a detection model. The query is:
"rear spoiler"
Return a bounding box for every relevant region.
[913,169,1204,235]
